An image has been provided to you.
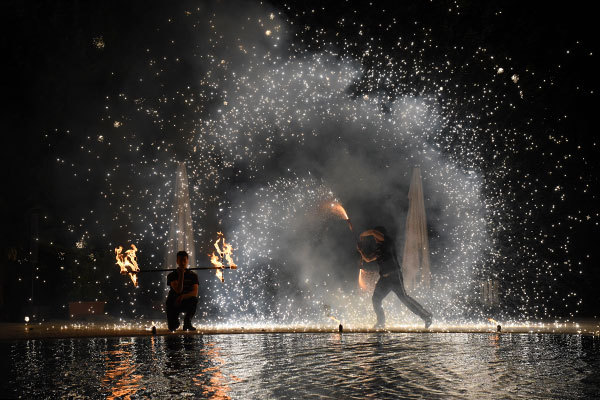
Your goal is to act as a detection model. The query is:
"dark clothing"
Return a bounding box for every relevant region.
[166,269,199,330]
[369,235,431,325]
[166,297,198,331]
[374,237,399,276]
[166,269,199,303]
[372,274,431,325]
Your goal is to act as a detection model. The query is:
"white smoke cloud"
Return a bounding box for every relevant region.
[181,1,490,325]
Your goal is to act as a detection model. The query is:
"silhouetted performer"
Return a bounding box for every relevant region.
[166,251,199,331]
[357,226,432,329]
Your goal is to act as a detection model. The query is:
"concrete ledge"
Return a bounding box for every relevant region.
[1,320,598,340]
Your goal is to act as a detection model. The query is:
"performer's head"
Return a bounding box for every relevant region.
[176,251,189,268]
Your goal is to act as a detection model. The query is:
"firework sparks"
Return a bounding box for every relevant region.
[44,1,593,325]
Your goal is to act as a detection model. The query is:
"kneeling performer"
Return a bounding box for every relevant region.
[357,226,432,329]
[166,251,199,331]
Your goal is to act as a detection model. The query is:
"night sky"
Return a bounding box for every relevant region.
[1,0,598,322]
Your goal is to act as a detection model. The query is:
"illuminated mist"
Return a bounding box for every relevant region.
[52,1,592,326]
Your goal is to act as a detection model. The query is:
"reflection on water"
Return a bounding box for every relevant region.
[102,342,143,400]
[193,341,242,399]
[1,333,599,399]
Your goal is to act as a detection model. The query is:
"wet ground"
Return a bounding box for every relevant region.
[2,332,599,399]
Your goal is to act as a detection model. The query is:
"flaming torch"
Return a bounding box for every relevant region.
[327,201,373,291]
[116,236,237,285]
[328,201,361,246]
[329,202,355,233]
[115,244,140,287]
[210,232,237,282]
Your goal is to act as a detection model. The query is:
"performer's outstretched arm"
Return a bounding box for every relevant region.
[359,229,385,242]
[357,245,378,263]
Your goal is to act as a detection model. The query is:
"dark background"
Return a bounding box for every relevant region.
[1,0,597,320]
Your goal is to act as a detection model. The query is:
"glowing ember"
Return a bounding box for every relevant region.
[210,232,237,282]
[329,316,340,323]
[92,36,105,49]
[488,318,498,325]
[115,244,140,287]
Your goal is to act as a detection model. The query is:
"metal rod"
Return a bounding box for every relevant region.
[136,266,237,273]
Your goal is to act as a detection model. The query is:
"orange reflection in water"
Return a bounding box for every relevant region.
[102,342,143,400]
[193,342,241,399]
[489,334,500,348]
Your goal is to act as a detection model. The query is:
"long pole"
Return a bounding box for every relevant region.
[136,266,237,273]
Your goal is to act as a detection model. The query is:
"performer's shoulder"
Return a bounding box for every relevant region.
[188,270,199,283]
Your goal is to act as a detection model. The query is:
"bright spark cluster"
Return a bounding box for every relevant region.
[40,2,595,325]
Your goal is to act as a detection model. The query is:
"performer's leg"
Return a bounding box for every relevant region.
[166,301,180,331]
[182,297,198,328]
[372,278,392,328]
[392,278,432,323]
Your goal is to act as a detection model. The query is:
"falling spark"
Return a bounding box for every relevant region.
[93,36,105,49]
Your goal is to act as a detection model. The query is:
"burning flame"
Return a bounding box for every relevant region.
[488,318,498,325]
[115,244,140,287]
[210,232,237,282]
[329,202,349,220]
[210,252,224,282]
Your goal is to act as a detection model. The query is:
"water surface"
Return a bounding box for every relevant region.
[1,333,599,399]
